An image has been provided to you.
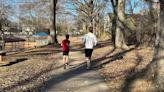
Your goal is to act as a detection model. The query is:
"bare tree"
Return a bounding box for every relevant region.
[19,0,50,33]
[18,0,59,44]
[0,1,12,50]
[110,0,129,49]
[151,0,164,90]
[110,0,118,47]
[67,0,108,34]
[143,0,164,91]
[49,0,58,44]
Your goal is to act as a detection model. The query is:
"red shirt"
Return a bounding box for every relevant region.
[61,39,70,51]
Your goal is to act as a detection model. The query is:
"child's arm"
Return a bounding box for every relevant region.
[68,41,71,48]
[61,40,63,46]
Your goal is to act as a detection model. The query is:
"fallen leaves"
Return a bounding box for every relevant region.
[0,54,58,92]
[93,46,154,92]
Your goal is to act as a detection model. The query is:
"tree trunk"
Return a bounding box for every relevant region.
[0,22,4,50]
[111,0,117,47]
[89,0,94,29]
[115,0,128,49]
[154,1,164,90]
[49,0,58,44]
[111,13,117,47]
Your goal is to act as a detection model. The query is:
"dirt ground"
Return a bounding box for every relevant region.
[65,36,155,92]
[0,36,155,92]
[93,44,154,92]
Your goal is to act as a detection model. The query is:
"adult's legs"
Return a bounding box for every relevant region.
[86,56,91,69]
[85,49,93,69]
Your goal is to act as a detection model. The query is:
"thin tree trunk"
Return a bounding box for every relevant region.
[54,0,58,44]
[49,0,58,44]
[111,13,117,47]
[89,0,94,29]
[111,0,117,47]
[0,22,4,50]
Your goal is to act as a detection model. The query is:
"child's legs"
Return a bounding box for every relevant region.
[63,51,69,64]
[65,55,69,64]
[63,55,66,64]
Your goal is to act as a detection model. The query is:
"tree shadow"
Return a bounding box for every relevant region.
[37,47,135,92]
[40,62,89,92]
[121,59,154,92]
[92,47,136,69]
[33,49,115,92]
[1,58,28,67]
[91,46,155,92]
[10,52,57,57]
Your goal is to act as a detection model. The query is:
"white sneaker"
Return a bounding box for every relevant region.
[86,66,90,70]
[87,60,90,69]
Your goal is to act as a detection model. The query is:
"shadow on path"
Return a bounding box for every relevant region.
[41,63,88,91]
[39,50,110,92]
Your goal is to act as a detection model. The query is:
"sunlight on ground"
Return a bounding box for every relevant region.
[0,36,155,92]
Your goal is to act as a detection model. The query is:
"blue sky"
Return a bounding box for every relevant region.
[1,0,17,21]
[125,0,149,14]
[64,0,149,16]
[5,0,149,21]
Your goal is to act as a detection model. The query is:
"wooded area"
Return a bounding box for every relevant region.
[0,0,164,91]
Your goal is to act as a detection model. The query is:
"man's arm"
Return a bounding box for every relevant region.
[94,35,97,46]
[82,35,86,44]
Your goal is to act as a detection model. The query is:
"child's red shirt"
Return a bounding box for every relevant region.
[61,39,70,52]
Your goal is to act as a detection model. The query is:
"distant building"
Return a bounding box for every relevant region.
[3,27,21,35]
[8,28,21,35]
[21,25,36,35]
[153,2,160,10]
[153,2,160,17]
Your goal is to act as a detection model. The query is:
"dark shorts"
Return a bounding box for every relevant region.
[85,49,93,57]
[63,51,69,56]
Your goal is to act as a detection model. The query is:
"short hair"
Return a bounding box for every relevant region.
[65,34,69,39]
[89,27,93,33]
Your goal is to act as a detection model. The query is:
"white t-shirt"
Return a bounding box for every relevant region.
[82,32,97,49]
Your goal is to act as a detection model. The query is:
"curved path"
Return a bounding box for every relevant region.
[42,50,110,92]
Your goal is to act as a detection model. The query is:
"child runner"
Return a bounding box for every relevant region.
[61,34,70,69]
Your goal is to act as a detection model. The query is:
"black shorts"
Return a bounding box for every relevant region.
[63,51,69,56]
[85,49,93,57]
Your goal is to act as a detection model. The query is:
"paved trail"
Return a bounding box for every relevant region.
[42,50,110,92]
